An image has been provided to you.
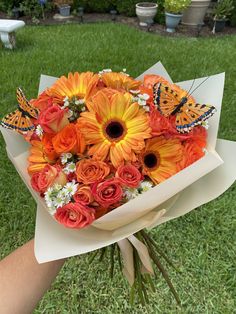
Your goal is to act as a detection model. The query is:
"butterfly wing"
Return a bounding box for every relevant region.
[17,87,39,119]
[176,102,216,133]
[1,109,35,132]
[153,83,182,117]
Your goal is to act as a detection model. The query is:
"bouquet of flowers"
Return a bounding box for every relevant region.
[1,62,235,304]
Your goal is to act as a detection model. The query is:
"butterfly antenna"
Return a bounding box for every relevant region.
[186,77,196,97]
[189,76,210,96]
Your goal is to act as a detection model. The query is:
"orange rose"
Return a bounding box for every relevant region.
[178,142,205,170]
[42,133,58,161]
[55,202,95,229]
[76,159,110,185]
[31,164,67,193]
[30,91,53,111]
[52,123,85,155]
[38,104,70,134]
[143,74,171,89]
[73,185,94,205]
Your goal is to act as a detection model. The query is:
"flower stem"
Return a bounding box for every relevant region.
[140,231,181,305]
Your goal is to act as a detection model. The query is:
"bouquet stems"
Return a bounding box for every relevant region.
[88,229,181,306]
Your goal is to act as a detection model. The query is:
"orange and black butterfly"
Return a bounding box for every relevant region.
[153,82,216,133]
[1,87,39,133]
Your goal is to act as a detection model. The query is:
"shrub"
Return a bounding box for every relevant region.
[116,0,139,17]
[0,0,21,12]
[229,0,236,25]
[77,0,116,13]
[212,0,234,20]
[155,0,165,24]
[19,0,54,18]
[164,0,191,14]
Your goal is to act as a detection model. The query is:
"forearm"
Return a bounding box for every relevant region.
[0,239,65,314]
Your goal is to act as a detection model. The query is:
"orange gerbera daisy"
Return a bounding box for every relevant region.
[140,137,183,184]
[27,139,57,175]
[78,91,152,168]
[101,72,141,92]
[48,72,99,104]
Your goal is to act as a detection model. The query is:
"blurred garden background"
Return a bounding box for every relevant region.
[0,1,236,313]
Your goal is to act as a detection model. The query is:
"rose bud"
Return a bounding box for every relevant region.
[38,104,69,134]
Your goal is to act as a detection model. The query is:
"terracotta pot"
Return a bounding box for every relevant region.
[182,0,211,26]
[136,2,158,26]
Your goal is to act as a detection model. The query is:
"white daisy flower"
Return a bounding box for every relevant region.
[131,96,139,103]
[75,98,85,105]
[140,181,153,192]
[124,188,139,201]
[138,93,150,101]
[137,93,150,107]
[53,184,63,192]
[57,190,71,205]
[54,196,66,208]
[44,186,54,201]
[63,180,78,197]
[202,120,209,129]
[47,205,56,216]
[35,125,43,137]
[60,153,73,165]
[45,198,54,209]
[143,105,150,112]
[67,109,74,118]
[130,89,140,95]
[63,162,76,174]
[138,99,147,107]
[99,68,112,75]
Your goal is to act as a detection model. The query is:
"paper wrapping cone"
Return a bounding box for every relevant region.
[34,139,236,262]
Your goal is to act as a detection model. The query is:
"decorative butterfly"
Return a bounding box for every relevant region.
[1,87,39,133]
[153,82,216,133]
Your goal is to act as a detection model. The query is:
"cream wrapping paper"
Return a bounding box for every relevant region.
[1,62,235,264]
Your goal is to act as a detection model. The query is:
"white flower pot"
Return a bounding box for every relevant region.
[59,5,71,17]
[136,2,158,26]
[182,0,211,26]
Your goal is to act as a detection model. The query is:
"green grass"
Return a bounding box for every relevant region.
[0,23,236,313]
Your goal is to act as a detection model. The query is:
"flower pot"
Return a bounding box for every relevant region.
[59,5,71,17]
[213,19,226,32]
[182,0,211,26]
[136,2,158,26]
[165,12,183,33]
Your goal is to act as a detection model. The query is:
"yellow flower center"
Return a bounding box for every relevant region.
[103,119,127,142]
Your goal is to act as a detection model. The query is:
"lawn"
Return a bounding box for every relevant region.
[0,22,236,313]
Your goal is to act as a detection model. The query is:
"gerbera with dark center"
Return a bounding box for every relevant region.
[47,72,99,104]
[141,137,183,184]
[77,91,152,168]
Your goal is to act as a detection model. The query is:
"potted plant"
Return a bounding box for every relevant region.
[164,0,191,32]
[54,0,72,17]
[136,2,158,26]
[181,0,211,27]
[212,0,234,32]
